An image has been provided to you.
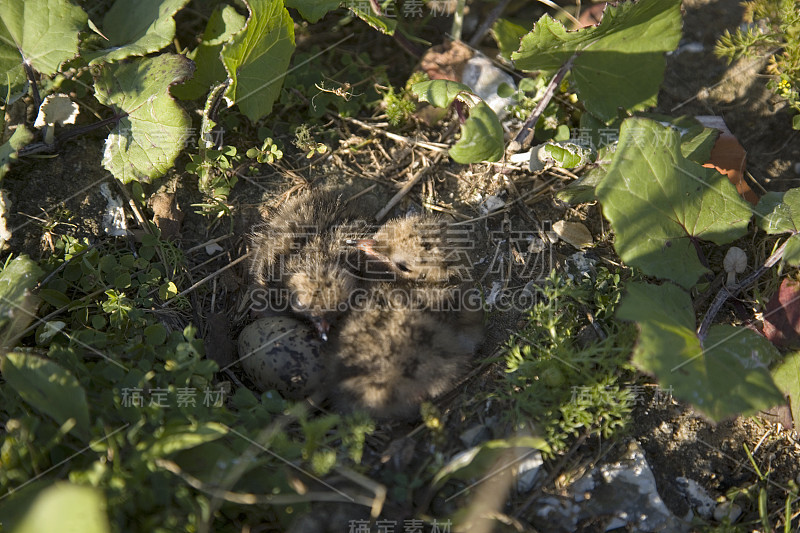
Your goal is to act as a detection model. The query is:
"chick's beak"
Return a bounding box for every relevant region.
[311,316,330,342]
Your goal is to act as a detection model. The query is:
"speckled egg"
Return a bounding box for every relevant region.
[237,317,327,400]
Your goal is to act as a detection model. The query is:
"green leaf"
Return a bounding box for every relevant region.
[221,0,296,122]
[596,118,752,289]
[432,436,549,486]
[12,482,110,533]
[755,188,800,234]
[450,101,504,164]
[531,141,593,171]
[38,288,70,308]
[346,3,396,35]
[411,80,473,108]
[772,351,800,428]
[618,282,784,421]
[140,422,228,459]
[0,126,33,181]
[492,18,528,60]
[0,0,87,93]
[783,234,800,266]
[1,352,91,437]
[511,0,682,121]
[411,80,504,163]
[94,54,194,183]
[0,255,42,348]
[87,0,190,66]
[172,5,246,100]
[285,0,340,23]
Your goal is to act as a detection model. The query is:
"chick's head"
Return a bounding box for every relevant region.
[286,258,358,340]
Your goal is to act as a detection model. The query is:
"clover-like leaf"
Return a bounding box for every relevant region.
[0,0,87,94]
[596,118,752,289]
[172,5,246,101]
[221,0,296,122]
[619,282,783,421]
[1,352,91,438]
[94,54,194,183]
[87,0,190,66]
[511,0,681,121]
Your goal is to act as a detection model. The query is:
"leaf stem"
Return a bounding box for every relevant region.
[697,237,791,339]
[507,53,577,154]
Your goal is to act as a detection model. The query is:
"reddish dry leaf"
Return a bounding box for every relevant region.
[150,192,184,239]
[762,278,800,348]
[578,3,607,27]
[696,115,758,206]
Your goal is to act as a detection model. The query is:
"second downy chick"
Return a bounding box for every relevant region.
[352,213,471,284]
[325,294,485,419]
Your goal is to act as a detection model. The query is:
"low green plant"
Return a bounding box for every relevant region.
[500,269,637,454]
[716,0,800,129]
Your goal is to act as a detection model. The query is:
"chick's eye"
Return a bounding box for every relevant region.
[395,262,411,273]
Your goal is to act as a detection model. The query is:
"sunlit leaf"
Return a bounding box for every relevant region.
[512,0,682,121]
[596,118,752,288]
[619,282,783,421]
[221,0,296,122]
[94,54,194,183]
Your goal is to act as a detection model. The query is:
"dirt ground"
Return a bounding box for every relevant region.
[3,0,800,531]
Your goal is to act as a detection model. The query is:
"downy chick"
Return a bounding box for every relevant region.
[325,293,484,419]
[352,214,457,283]
[249,188,371,328]
[283,225,369,339]
[249,188,370,288]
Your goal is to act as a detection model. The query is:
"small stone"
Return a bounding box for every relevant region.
[713,501,742,523]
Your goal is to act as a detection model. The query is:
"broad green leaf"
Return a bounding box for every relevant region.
[12,483,110,533]
[285,0,340,23]
[755,188,800,234]
[221,0,296,122]
[172,5,246,100]
[140,422,228,459]
[411,80,473,108]
[772,351,800,427]
[449,101,504,163]
[619,282,783,421]
[511,0,682,121]
[0,0,87,94]
[1,352,91,438]
[0,255,42,348]
[558,115,718,204]
[87,0,190,66]
[596,118,752,289]
[492,18,528,60]
[0,126,33,181]
[94,54,194,183]
[346,3,396,35]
